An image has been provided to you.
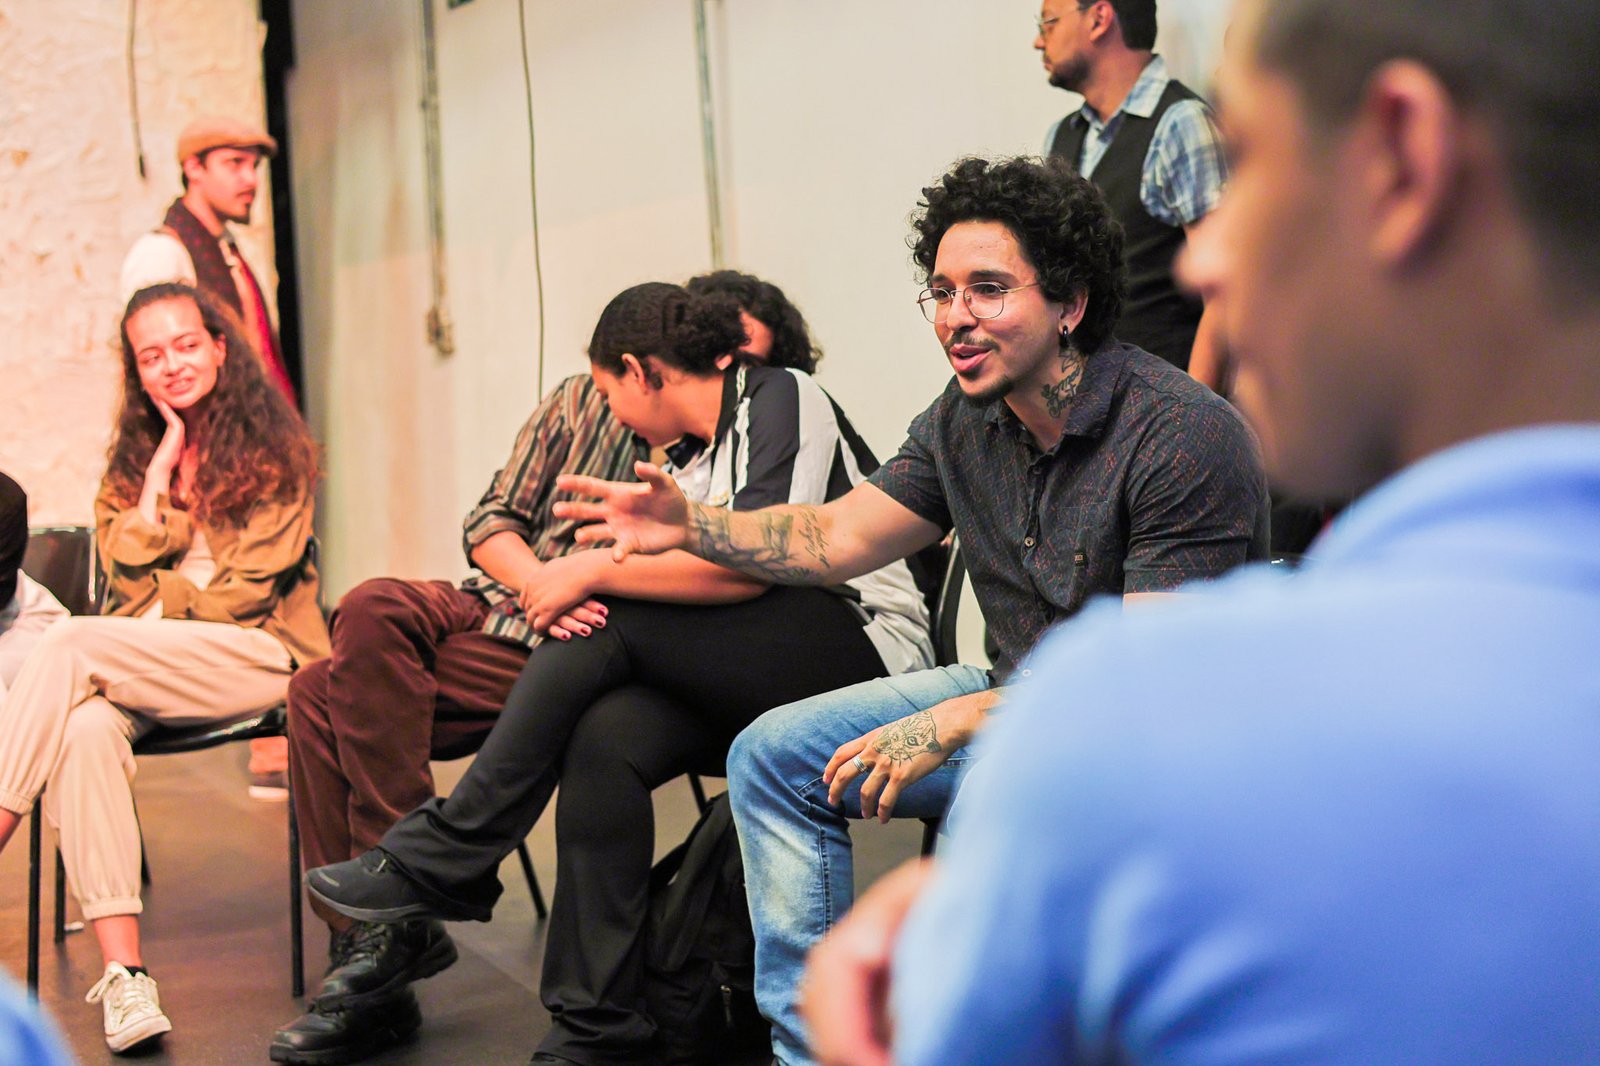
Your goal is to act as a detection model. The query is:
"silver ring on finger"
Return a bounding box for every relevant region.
[851,755,868,774]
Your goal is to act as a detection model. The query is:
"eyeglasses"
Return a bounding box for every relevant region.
[917,282,1040,323]
[1035,3,1093,35]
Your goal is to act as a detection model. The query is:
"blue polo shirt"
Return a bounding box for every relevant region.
[892,426,1600,1064]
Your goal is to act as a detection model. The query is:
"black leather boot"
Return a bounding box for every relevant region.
[317,919,458,1008]
[269,987,422,1065]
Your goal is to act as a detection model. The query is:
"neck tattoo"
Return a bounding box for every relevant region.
[1040,347,1087,419]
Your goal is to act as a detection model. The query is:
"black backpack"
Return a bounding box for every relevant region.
[645,792,771,1064]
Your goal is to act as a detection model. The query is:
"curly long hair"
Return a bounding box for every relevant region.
[685,270,823,373]
[104,283,319,527]
[909,156,1126,356]
[588,282,748,383]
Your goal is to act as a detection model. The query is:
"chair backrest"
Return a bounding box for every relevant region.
[930,536,966,668]
[21,526,98,616]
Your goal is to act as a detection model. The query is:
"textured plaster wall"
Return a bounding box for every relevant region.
[0,0,271,526]
[289,0,1230,607]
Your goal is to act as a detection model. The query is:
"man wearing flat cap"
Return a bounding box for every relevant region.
[120,114,297,406]
[120,116,300,796]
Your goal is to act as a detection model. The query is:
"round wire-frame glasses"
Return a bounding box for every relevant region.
[916,282,1040,323]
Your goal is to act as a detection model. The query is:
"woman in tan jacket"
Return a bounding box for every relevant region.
[0,283,326,1053]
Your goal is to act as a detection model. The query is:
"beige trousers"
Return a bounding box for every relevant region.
[0,616,292,919]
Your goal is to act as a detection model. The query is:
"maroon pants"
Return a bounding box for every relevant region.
[286,578,528,928]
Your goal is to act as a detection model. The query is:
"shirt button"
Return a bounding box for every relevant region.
[1023,536,1036,547]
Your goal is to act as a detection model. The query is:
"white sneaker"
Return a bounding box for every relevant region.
[85,962,172,1053]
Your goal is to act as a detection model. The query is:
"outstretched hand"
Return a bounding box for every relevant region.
[553,462,692,561]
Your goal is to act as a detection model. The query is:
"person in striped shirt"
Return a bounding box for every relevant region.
[304,280,934,1065]
[272,272,822,1065]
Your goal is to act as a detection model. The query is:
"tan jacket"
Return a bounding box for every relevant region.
[93,483,329,667]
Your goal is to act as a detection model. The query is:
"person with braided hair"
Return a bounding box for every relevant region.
[306,280,932,1064]
[542,155,1269,1065]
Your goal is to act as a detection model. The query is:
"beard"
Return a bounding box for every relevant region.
[1048,55,1089,93]
[957,372,1015,408]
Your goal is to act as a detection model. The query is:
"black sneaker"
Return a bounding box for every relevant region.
[269,987,422,1065]
[316,920,458,1009]
[306,850,488,924]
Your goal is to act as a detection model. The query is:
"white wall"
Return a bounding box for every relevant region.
[289,0,1231,597]
[0,0,273,526]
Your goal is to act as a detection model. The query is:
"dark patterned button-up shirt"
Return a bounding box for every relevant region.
[459,374,642,649]
[870,343,1269,676]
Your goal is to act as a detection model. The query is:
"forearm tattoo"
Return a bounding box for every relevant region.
[873,710,943,764]
[688,504,830,584]
[1040,347,1088,419]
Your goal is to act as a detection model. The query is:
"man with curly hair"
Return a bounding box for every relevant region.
[553,154,1270,1065]
[805,0,1600,1060]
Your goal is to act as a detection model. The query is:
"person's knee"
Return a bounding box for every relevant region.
[727,715,781,796]
[32,614,90,659]
[285,659,332,732]
[333,577,418,635]
[58,703,132,773]
[561,717,632,782]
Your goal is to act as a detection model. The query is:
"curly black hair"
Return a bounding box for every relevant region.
[909,155,1126,356]
[588,282,747,383]
[685,270,823,374]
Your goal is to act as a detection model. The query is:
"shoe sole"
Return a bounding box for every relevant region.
[106,1014,172,1054]
[305,866,487,924]
[268,1012,421,1066]
[248,785,291,802]
[305,878,450,924]
[314,934,461,1010]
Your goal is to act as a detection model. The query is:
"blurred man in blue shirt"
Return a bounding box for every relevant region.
[804,0,1600,1062]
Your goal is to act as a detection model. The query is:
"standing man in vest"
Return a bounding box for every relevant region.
[1036,1,1227,386]
[120,116,299,798]
[120,115,297,407]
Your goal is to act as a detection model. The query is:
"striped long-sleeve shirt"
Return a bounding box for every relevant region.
[662,364,933,676]
[459,374,641,648]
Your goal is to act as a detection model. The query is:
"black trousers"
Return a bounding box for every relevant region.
[379,586,889,1060]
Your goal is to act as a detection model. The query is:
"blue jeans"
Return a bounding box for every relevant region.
[727,664,993,1066]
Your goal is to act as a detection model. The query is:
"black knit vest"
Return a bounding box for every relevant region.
[1050,79,1203,370]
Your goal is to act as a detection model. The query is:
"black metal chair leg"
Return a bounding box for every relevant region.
[27,810,41,995]
[288,783,304,998]
[515,842,547,920]
[688,773,710,815]
[53,848,66,943]
[920,817,942,857]
[135,800,151,886]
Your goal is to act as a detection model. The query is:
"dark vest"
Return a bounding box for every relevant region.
[1050,79,1203,371]
[161,199,244,318]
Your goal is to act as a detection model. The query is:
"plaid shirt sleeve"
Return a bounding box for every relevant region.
[1141,98,1229,228]
[461,376,586,564]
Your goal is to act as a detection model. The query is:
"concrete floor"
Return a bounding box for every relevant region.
[0,743,924,1065]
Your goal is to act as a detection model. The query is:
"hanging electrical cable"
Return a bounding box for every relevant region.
[127,0,147,179]
[516,0,547,397]
[420,0,456,355]
[694,0,726,269]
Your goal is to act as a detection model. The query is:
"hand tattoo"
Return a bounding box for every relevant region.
[1040,348,1087,419]
[873,710,942,765]
[688,504,829,584]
